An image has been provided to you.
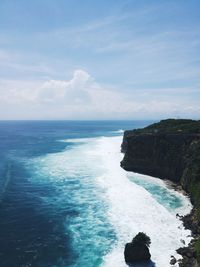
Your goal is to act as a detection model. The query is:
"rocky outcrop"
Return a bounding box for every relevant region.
[124,242,151,263]
[124,233,151,264]
[176,239,198,267]
[121,119,200,267]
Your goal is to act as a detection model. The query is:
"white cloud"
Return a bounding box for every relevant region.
[0,69,199,120]
[38,69,91,104]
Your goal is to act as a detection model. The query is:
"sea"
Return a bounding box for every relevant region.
[0,120,192,267]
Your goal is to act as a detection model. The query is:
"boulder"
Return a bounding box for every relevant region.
[124,241,151,263]
[170,256,177,265]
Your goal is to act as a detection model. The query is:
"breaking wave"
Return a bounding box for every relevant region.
[26,135,192,267]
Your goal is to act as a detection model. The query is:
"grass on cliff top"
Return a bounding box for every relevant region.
[133,119,200,134]
[196,238,200,264]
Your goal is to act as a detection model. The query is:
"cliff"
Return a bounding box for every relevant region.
[121,119,200,266]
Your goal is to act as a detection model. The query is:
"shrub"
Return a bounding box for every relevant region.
[195,238,200,264]
[132,232,151,247]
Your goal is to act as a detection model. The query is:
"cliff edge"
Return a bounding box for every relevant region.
[121,119,200,267]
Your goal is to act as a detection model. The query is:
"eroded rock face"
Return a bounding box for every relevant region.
[124,242,151,263]
[121,120,200,198]
[121,133,197,183]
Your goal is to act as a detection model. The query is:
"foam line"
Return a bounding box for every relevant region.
[59,137,98,143]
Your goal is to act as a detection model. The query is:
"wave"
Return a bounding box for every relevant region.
[94,136,192,267]
[111,129,124,134]
[27,135,192,267]
[58,137,100,144]
[127,172,191,215]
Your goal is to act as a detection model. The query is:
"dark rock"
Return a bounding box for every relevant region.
[124,243,151,263]
[176,239,198,266]
[182,208,199,235]
[178,256,197,267]
[121,131,199,183]
[177,242,197,259]
[170,256,177,265]
[181,239,186,245]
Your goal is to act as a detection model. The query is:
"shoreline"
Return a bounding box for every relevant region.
[119,132,195,266]
[164,179,189,196]
[120,141,197,266]
[163,179,198,266]
[123,171,197,266]
[97,135,192,267]
[128,173,196,266]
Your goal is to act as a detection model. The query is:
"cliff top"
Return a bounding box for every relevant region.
[129,119,200,135]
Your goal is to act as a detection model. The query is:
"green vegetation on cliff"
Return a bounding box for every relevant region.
[132,232,151,247]
[133,119,200,134]
[181,137,200,266]
[196,239,200,263]
[182,141,200,203]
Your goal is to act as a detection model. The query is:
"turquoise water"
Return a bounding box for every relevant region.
[0,121,191,267]
[128,174,182,210]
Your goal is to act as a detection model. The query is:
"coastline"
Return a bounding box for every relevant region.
[121,166,197,267]
[89,135,192,267]
[161,179,197,266]
[164,179,189,196]
[128,173,194,266]
[120,119,200,267]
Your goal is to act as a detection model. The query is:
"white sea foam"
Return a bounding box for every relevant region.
[59,137,98,143]
[30,135,192,267]
[127,172,191,216]
[111,129,124,134]
[93,136,192,267]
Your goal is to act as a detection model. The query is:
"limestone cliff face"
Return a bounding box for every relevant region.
[121,133,199,184]
[121,119,200,194]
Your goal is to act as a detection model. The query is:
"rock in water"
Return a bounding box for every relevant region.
[124,242,151,263]
[124,232,151,264]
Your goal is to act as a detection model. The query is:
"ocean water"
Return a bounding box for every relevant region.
[0,121,192,267]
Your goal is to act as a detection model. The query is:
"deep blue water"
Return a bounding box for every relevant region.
[0,120,153,267]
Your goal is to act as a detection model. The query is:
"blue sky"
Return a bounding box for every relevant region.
[0,0,200,119]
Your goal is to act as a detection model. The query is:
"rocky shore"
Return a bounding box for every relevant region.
[120,119,200,267]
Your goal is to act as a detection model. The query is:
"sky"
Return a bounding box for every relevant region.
[0,0,200,120]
